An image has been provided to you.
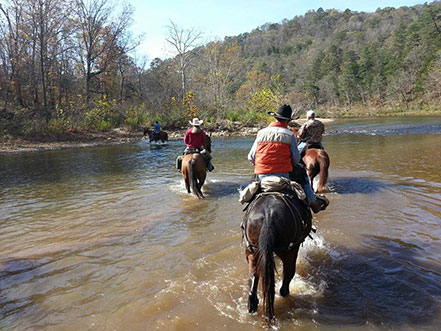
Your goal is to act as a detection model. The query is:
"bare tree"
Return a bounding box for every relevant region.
[196,41,242,119]
[28,0,73,121]
[165,20,202,100]
[0,0,28,109]
[74,0,133,107]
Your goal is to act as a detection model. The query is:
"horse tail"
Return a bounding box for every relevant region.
[189,158,204,199]
[316,150,330,193]
[258,218,276,323]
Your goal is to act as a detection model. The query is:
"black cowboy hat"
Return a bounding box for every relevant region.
[268,104,292,121]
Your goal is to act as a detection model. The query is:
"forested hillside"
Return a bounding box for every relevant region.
[1,1,440,137]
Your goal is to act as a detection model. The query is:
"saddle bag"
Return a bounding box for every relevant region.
[239,181,260,204]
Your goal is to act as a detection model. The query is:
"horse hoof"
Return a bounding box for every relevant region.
[280,287,290,297]
[248,295,259,313]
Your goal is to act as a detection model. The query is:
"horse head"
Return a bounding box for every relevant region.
[203,134,212,153]
[143,127,152,139]
[290,122,301,140]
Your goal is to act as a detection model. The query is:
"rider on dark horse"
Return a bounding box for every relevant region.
[297,110,325,158]
[152,121,161,141]
[176,118,214,172]
[247,105,328,213]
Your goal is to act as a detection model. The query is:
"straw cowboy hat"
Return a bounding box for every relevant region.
[268,104,293,121]
[189,118,203,126]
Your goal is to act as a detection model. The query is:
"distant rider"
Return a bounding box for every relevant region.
[178,117,214,172]
[153,121,161,140]
[248,105,328,213]
[297,110,325,157]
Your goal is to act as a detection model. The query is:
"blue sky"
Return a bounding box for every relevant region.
[128,0,427,62]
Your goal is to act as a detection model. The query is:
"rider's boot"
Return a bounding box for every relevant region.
[310,195,329,213]
[176,156,183,171]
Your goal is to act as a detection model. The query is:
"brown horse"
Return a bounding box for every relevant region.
[181,135,211,199]
[303,148,330,193]
[243,192,311,324]
[143,128,168,143]
[291,125,330,193]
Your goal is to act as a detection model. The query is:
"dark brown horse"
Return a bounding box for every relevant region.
[181,134,211,199]
[143,128,168,143]
[291,125,330,193]
[243,192,311,324]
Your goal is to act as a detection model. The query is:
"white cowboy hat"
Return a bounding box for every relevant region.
[306,110,315,118]
[189,118,203,126]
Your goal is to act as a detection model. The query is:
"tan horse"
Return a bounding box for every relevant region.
[181,135,211,199]
[292,125,330,193]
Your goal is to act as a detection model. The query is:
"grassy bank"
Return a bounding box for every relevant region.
[317,103,441,118]
[1,101,440,154]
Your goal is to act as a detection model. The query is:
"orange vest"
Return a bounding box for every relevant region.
[254,122,294,174]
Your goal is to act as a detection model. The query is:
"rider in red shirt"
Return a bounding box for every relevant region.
[184,120,206,149]
[181,118,214,171]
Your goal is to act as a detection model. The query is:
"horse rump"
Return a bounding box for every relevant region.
[182,154,205,199]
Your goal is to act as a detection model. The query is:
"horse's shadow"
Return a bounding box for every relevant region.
[0,257,54,322]
[272,235,441,327]
[202,180,250,199]
[327,176,387,194]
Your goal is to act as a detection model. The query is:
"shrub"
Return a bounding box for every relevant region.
[81,96,122,130]
[47,118,71,136]
[96,120,112,131]
[124,105,150,129]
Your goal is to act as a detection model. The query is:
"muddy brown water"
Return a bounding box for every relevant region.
[1,117,440,330]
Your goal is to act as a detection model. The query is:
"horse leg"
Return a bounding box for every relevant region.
[316,154,329,193]
[246,249,259,313]
[307,164,319,193]
[279,247,300,297]
[183,168,191,193]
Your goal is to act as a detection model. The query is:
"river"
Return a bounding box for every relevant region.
[1,116,440,330]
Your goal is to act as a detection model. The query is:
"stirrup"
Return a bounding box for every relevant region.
[310,195,329,213]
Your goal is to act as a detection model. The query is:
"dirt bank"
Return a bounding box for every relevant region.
[0,118,334,154]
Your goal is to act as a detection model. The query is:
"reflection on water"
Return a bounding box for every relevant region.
[1,117,441,330]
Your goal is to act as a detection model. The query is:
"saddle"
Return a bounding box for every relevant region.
[239,176,306,205]
[176,148,212,171]
[183,147,201,155]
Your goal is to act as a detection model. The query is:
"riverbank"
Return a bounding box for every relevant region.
[0,113,434,154]
[0,128,144,154]
[1,118,338,154]
[0,127,262,154]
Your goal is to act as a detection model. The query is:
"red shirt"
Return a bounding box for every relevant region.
[184,128,205,149]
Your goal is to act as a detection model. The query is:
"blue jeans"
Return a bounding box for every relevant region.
[257,173,316,203]
[257,173,289,180]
